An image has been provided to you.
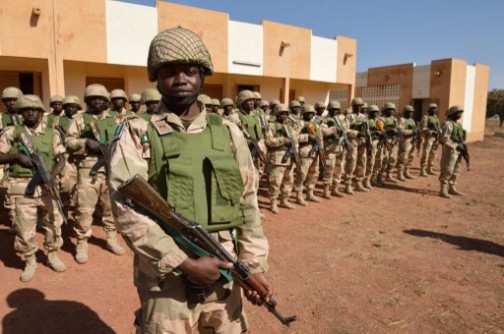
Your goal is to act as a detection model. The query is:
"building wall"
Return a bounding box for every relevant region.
[412,65,431,99]
[310,36,337,83]
[106,1,158,67]
[228,21,264,76]
[463,65,476,133]
[336,36,357,89]
[469,64,490,142]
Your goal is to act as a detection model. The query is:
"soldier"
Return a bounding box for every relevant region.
[197,94,213,112]
[396,105,418,181]
[289,100,302,127]
[108,27,271,333]
[139,88,162,121]
[265,103,298,213]
[0,95,67,281]
[344,97,367,194]
[293,104,323,204]
[314,101,326,125]
[211,98,220,114]
[46,95,64,128]
[419,103,442,176]
[375,102,400,185]
[439,105,467,198]
[54,95,81,212]
[128,93,142,113]
[321,100,348,198]
[297,96,305,107]
[221,97,240,125]
[363,105,381,189]
[66,83,125,264]
[259,100,269,116]
[110,89,132,121]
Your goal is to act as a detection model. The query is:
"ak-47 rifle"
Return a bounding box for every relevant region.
[376,119,391,152]
[307,122,327,171]
[280,124,300,170]
[362,120,373,158]
[88,121,109,177]
[415,122,422,157]
[118,174,297,326]
[240,126,267,164]
[333,116,353,151]
[17,130,67,225]
[458,143,470,171]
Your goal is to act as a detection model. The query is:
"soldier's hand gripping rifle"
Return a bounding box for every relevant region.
[376,119,391,151]
[280,124,300,172]
[118,174,297,326]
[333,116,353,152]
[88,121,109,177]
[17,130,67,225]
[307,122,327,171]
[457,143,470,171]
[239,125,267,164]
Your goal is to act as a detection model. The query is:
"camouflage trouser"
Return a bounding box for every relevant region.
[420,135,439,169]
[8,179,64,258]
[60,159,78,209]
[353,142,368,181]
[294,156,319,192]
[439,146,462,186]
[397,137,415,174]
[322,148,345,186]
[373,144,384,178]
[74,168,115,240]
[378,140,398,175]
[137,239,247,334]
[268,164,294,201]
[343,139,358,185]
[364,140,380,179]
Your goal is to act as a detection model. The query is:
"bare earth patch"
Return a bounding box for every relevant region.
[1,136,503,333]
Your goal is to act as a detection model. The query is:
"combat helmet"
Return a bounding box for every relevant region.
[273,103,290,115]
[211,98,220,107]
[147,27,213,81]
[368,105,380,113]
[16,95,46,113]
[429,103,438,109]
[260,100,269,108]
[63,95,82,109]
[269,99,281,109]
[141,88,162,103]
[289,100,301,108]
[129,94,141,103]
[50,95,64,104]
[447,105,464,116]
[327,100,341,110]
[314,101,326,110]
[253,92,262,100]
[403,105,414,112]
[301,104,316,114]
[110,89,128,101]
[237,90,256,106]
[382,102,396,111]
[297,96,305,103]
[84,84,109,101]
[351,97,364,106]
[220,98,234,107]
[2,87,23,100]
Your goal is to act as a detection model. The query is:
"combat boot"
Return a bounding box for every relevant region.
[47,251,67,272]
[75,239,89,264]
[363,178,372,190]
[331,182,344,197]
[270,199,279,214]
[404,168,415,179]
[306,190,321,202]
[439,183,451,199]
[449,185,464,196]
[375,174,386,188]
[323,185,331,199]
[344,184,354,195]
[279,199,296,209]
[385,172,398,184]
[296,191,306,206]
[20,254,37,282]
[427,166,437,176]
[420,167,428,177]
[354,181,369,192]
[106,231,126,256]
[397,169,406,181]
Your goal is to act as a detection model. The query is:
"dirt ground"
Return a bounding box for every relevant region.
[1,135,503,334]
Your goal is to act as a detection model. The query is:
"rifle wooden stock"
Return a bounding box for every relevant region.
[118,174,296,326]
[307,122,327,170]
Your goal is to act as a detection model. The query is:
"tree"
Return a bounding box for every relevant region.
[487,89,504,127]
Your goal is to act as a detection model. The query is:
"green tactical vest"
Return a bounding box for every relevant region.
[57,115,73,134]
[147,114,245,232]
[324,117,342,144]
[1,113,19,128]
[46,113,59,128]
[300,121,322,144]
[427,116,441,132]
[349,116,364,131]
[367,119,380,139]
[403,118,417,131]
[9,125,56,178]
[449,120,464,143]
[238,111,263,141]
[270,122,290,151]
[81,112,117,143]
[381,116,397,129]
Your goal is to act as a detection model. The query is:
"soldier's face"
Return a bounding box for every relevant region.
[64,104,79,118]
[112,98,126,110]
[328,108,339,117]
[3,98,17,112]
[369,111,378,119]
[429,107,438,115]
[291,106,300,115]
[130,101,141,112]
[384,109,394,117]
[277,112,288,123]
[223,105,233,115]
[146,101,160,113]
[242,99,255,112]
[316,108,325,116]
[455,111,463,120]
[303,112,314,122]
[86,96,108,113]
[261,106,269,114]
[21,108,41,127]
[212,106,219,113]
[352,105,362,114]
[157,65,202,107]
[51,101,63,114]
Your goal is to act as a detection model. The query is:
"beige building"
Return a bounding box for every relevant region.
[0,0,356,111]
[350,59,489,142]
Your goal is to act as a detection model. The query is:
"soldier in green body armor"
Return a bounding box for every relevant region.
[420,103,442,176]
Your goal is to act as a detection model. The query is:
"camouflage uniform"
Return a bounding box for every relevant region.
[375,103,400,185]
[0,95,67,281]
[420,104,442,176]
[343,98,367,194]
[363,105,381,189]
[439,105,467,198]
[396,106,418,181]
[66,85,124,264]
[265,104,298,213]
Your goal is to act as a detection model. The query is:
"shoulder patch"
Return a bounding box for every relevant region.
[112,121,126,142]
[152,120,173,136]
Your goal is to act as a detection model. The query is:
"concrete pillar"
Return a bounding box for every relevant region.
[282,77,290,104]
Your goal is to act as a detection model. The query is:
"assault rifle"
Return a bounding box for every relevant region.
[118,174,297,326]
[88,121,109,177]
[376,119,391,152]
[280,124,300,171]
[333,116,353,151]
[307,122,327,171]
[17,130,67,225]
[240,126,267,164]
[415,122,422,157]
[362,120,373,158]
[458,143,470,171]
